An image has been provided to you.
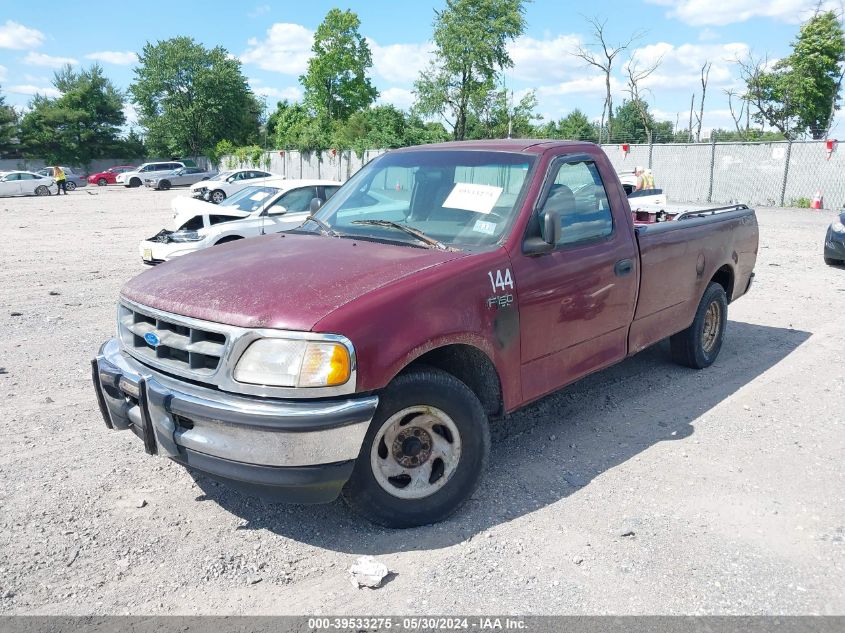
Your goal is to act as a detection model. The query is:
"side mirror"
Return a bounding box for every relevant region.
[267,205,287,216]
[523,210,561,255]
[309,197,323,213]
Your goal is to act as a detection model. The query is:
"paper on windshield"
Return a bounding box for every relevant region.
[442,183,503,214]
[249,191,271,202]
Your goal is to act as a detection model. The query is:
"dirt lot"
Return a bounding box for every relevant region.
[0,186,843,615]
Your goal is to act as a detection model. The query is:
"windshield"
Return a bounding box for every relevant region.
[310,150,535,248]
[209,171,233,181]
[220,185,281,212]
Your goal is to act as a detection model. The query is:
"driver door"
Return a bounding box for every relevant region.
[0,173,21,196]
[264,187,318,231]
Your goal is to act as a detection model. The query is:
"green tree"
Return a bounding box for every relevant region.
[300,9,378,122]
[117,128,147,158]
[467,88,541,139]
[130,37,261,156]
[414,0,527,140]
[745,11,845,139]
[0,87,19,157]
[18,64,125,165]
[611,99,668,142]
[554,109,598,141]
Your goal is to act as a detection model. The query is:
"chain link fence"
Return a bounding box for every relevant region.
[221,141,844,210]
[602,140,845,209]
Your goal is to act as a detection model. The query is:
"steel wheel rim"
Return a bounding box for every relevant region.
[701,301,721,353]
[370,405,462,500]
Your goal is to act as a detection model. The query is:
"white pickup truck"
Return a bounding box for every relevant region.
[139,179,341,264]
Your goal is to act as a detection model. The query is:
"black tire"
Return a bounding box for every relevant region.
[159,180,171,191]
[670,282,728,369]
[342,367,490,528]
[35,185,50,196]
[97,177,107,186]
[214,236,243,245]
[210,189,226,204]
[129,177,141,188]
[66,181,77,191]
[824,256,842,266]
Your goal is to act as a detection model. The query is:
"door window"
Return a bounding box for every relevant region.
[272,187,316,213]
[538,160,613,247]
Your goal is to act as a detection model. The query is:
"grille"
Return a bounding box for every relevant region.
[118,303,228,378]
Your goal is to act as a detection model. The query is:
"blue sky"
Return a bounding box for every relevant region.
[0,0,841,137]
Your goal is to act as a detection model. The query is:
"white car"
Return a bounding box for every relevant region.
[189,168,279,204]
[117,161,188,188]
[139,179,341,264]
[0,170,57,197]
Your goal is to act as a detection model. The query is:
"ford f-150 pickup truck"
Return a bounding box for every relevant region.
[92,140,758,528]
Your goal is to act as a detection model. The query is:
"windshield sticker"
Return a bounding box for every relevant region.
[249,191,271,202]
[473,219,496,235]
[442,183,503,214]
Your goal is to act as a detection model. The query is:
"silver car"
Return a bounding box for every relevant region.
[37,166,87,190]
[144,167,217,190]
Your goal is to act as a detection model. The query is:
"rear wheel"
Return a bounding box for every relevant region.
[35,185,50,196]
[343,367,490,528]
[210,189,226,204]
[66,181,77,191]
[97,177,107,186]
[670,282,728,369]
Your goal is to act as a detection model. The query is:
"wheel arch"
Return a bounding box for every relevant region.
[710,264,735,303]
[396,343,503,418]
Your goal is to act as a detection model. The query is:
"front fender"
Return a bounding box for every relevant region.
[313,248,523,411]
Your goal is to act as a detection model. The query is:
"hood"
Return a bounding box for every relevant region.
[121,233,465,331]
[169,196,218,229]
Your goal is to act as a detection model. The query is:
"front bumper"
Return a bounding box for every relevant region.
[824,230,845,261]
[139,237,205,264]
[92,338,377,503]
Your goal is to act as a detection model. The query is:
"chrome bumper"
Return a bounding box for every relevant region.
[92,339,377,500]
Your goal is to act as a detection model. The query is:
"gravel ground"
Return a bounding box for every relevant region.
[0,186,843,616]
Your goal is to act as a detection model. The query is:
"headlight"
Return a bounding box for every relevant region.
[168,230,204,242]
[831,220,845,234]
[233,338,352,388]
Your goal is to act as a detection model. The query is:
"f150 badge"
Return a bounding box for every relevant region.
[487,268,514,309]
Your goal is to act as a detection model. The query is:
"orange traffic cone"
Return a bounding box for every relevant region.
[811,190,823,209]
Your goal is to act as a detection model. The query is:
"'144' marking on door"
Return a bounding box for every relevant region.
[487,269,514,292]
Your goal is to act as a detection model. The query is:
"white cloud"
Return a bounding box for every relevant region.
[241,23,314,75]
[123,103,139,126]
[251,84,303,101]
[7,84,61,98]
[85,51,138,65]
[368,39,433,84]
[248,4,271,18]
[24,52,79,68]
[377,87,415,110]
[508,34,584,82]
[646,0,839,26]
[538,75,624,98]
[627,41,751,92]
[0,20,44,50]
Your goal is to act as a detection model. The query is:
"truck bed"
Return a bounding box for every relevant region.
[628,205,758,355]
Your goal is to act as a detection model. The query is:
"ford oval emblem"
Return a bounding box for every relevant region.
[144,332,161,347]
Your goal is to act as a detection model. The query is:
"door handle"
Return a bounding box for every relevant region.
[614,259,634,277]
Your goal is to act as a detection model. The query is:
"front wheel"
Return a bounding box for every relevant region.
[343,367,490,528]
[129,177,141,188]
[670,282,728,369]
[35,185,50,196]
[824,256,842,266]
[210,189,226,204]
[66,181,77,191]
[158,180,171,190]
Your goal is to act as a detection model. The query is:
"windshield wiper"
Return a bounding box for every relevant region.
[351,220,453,251]
[304,215,339,237]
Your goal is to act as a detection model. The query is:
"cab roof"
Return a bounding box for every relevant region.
[390,139,599,154]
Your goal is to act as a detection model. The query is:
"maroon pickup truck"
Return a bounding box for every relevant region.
[92,140,758,528]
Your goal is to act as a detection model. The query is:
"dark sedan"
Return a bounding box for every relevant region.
[824,211,845,266]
